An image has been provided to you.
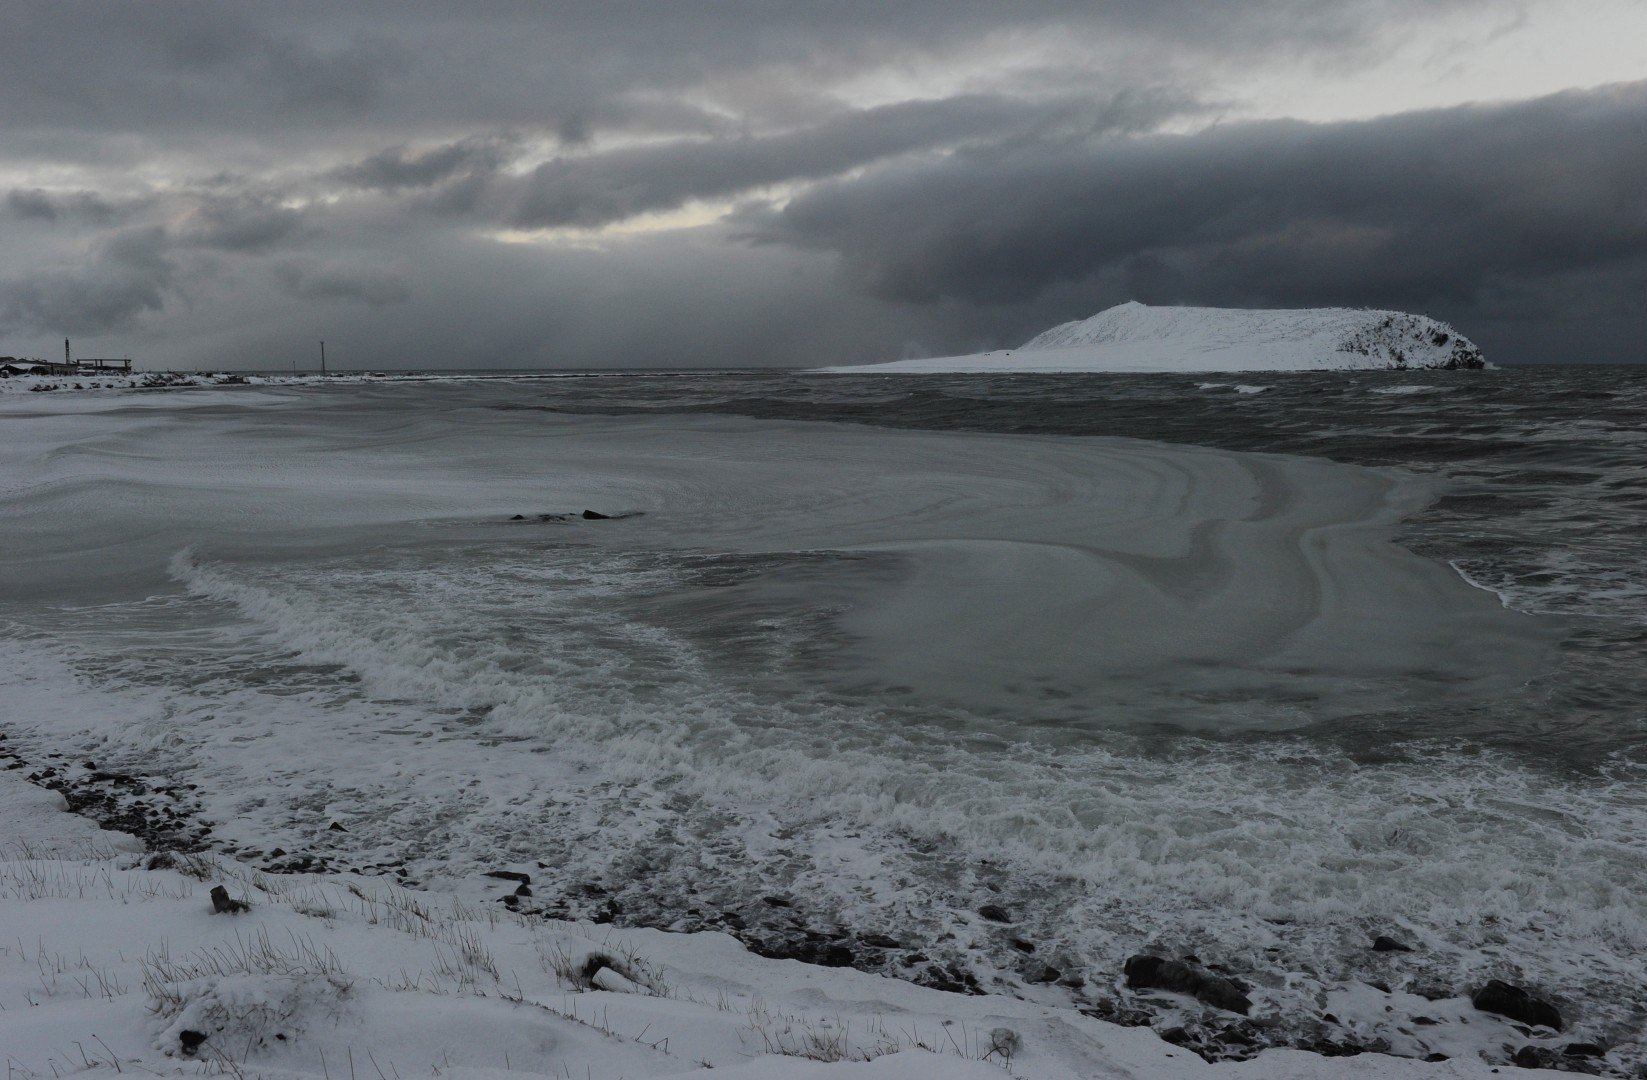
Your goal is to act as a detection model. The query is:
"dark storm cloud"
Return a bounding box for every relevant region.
[503,91,1198,230]
[179,195,304,252]
[746,83,1647,358]
[0,6,402,136]
[0,226,176,334]
[5,188,125,224]
[0,1,1486,144]
[331,137,521,192]
[276,262,412,307]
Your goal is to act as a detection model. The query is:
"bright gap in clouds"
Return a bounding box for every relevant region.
[1230,0,1647,121]
[823,0,1647,131]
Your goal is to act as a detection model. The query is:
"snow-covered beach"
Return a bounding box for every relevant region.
[2,371,1642,1076]
[0,768,1569,1079]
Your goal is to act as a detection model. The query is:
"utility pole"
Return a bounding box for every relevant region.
[65,339,70,368]
[319,340,327,377]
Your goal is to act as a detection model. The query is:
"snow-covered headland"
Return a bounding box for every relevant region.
[0,770,1560,1078]
[821,302,1488,374]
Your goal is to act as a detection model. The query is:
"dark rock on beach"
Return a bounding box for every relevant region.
[1124,954,1252,1015]
[1472,979,1563,1030]
[1512,1045,1562,1070]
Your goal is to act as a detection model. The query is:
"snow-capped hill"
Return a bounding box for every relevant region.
[823,302,1487,374]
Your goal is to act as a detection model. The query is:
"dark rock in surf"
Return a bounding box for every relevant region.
[1565,1043,1605,1058]
[1124,954,1252,1015]
[485,870,531,884]
[510,514,525,520]
[582,509,611,520]
[1371,935,1414,952]
[977,903,1011,923]
[1472,980,1563,1030]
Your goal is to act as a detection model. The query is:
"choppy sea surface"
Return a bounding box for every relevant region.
[2,366,1644,1062]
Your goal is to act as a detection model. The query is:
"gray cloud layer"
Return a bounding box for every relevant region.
[745,84,1647,358]
[0,2,1641,367]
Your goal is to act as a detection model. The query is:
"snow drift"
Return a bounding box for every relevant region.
[823,301,1487,373]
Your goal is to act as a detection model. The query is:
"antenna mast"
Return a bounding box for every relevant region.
[320,340,327,377]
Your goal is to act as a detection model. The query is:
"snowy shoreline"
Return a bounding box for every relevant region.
[0,377,1626,1077]
[0,767,1564,1078]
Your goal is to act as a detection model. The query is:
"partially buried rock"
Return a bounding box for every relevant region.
[1512,1046,1561,1070]
[977,903,1012,923]
[1472,980,1563,1030]
[210,885,248,914]
[1124,954,1252,1015]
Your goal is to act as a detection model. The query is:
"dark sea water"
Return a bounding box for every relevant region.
[497,364,1647,764]
[2,365,1643,1065]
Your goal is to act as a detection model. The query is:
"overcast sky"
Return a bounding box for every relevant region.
[2,1,1644,369]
